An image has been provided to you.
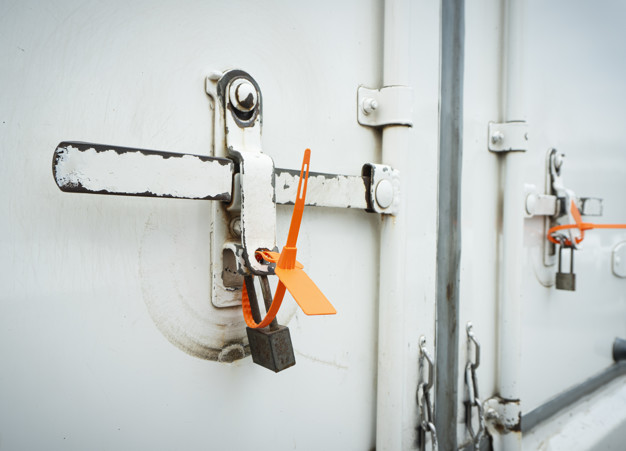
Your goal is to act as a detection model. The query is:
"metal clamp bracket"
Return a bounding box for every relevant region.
[488,121,529,152]
[357,85,413,127]
[362,163,400,215]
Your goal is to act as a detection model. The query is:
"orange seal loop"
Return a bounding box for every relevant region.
[547,200,626,246]
[242,277,287,329]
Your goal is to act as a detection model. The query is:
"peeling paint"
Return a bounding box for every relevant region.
[53,143,233,201]
[274,169,368,210]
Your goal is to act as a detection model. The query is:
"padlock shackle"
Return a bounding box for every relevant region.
[242,279,287,329]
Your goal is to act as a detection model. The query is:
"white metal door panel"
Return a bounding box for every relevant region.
[520,0,626,413]
[460,1,626,447]
[0,1,411,449]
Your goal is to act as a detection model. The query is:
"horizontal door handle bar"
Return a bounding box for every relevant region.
[53,141,234,201]
[53,142,372,211]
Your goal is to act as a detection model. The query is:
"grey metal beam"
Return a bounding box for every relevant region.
[434,0,465,449]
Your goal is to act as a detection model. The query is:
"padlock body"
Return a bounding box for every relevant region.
[555,272,576,291]
[246,325,296,372]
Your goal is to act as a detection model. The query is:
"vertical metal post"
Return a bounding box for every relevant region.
[434,0,465,450]
[375,0,411,448]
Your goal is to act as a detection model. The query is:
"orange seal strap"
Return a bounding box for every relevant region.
[241,148,336,325]
[548,200,626,245]
[270,149,336,316]
[242,279,287,329]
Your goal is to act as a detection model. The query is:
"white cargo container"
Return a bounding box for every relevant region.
[1,0,625,450]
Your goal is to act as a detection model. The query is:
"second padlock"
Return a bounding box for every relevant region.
[556,243,576,291]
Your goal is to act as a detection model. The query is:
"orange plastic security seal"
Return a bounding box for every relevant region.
[242,149,336,329]
[547,200,626,246]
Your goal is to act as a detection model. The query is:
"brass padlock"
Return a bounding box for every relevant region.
[555,244,576,291]
[244,276,296,372]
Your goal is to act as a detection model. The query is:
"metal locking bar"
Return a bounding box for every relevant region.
[54,142,390,213]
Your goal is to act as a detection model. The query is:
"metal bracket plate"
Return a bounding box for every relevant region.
[484,396,522,437]
[357,86,413,127]
[362,163,400,215]
[488,121,529,152]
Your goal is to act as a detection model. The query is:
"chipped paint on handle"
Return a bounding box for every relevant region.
[274,169,369,210]
[53,142,234,201]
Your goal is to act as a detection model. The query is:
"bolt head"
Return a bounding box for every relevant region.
[229,217,242,238]
[375,179,394,209]
[491,131,504,144]
[362,97,378,115]
[230,79,258,112]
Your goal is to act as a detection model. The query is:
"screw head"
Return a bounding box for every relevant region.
[229,79,258,112]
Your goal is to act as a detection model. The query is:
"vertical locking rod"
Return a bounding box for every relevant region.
[375,0,412,448]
